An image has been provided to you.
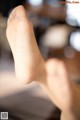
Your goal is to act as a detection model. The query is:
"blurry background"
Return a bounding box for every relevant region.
[0,0,80,120]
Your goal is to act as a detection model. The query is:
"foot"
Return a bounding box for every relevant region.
[6,5,45,84]
[44,59,78,110]
[44,59,80,120]
[6,6,80,120]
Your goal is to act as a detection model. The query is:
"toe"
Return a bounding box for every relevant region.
[11,5,28,21]
[14,5,27,19]
[57,61,67,77]
[7,5,28,25]
[46,59,59,76]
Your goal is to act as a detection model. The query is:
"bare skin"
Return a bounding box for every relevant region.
[6,5,80,120]
[6,6,45,84]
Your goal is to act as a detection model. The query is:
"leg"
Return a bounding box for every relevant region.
[6,5,80,120]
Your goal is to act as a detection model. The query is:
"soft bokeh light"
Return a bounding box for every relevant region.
[43,25,68,48]
[28,0,43,6]
[45,0,60,7]
[66,0,80,26]
[70,32,80,51]
[64,46,75,58]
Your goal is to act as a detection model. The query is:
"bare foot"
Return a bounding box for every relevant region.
[40,59,77,111]
[6,5,80,120]
[43,59,80,120]
[6,5,45,84]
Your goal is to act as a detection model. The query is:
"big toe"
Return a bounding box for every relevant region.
[46,59,59,75]
[46,59,67,77]
[8,5,28,24]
